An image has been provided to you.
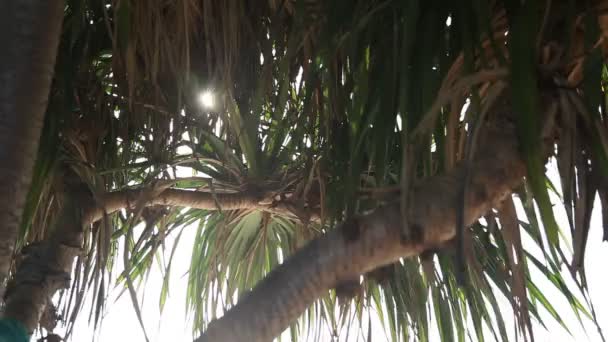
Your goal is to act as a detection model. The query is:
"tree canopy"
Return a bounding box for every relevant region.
[1,1,608,341]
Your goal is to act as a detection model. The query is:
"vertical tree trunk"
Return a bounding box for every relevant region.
[2,181,90,333]
[0,0,64,299]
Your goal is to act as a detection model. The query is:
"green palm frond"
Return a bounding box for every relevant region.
[6,1,608,341]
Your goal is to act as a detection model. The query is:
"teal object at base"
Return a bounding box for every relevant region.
[0,319,28,342]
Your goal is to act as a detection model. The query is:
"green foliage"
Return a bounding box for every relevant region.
[18,0,608,341]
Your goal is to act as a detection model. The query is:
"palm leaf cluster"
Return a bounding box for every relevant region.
[11,0,608,341]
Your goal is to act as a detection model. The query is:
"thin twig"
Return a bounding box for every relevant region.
[456,81,507,285]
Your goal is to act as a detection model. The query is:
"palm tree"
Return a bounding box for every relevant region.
[0,0,64,299]
[1,1,608,341]
[0,3,65,339]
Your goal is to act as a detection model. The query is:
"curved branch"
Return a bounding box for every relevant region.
[196,102,529,341]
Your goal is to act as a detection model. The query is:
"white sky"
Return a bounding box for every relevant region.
[55,160,606,342]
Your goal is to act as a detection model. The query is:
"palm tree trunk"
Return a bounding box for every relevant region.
[2,182,88,333]
[0,0,64,300]
[195,94,540,342]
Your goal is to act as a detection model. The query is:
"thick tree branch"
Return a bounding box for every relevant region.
[196,98,530,342]
[0,0,64,300]
[83,188,314,225]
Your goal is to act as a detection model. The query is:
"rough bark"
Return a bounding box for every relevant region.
[2,182,88,333]
[0,0,65,299]
[195,98,529,342]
